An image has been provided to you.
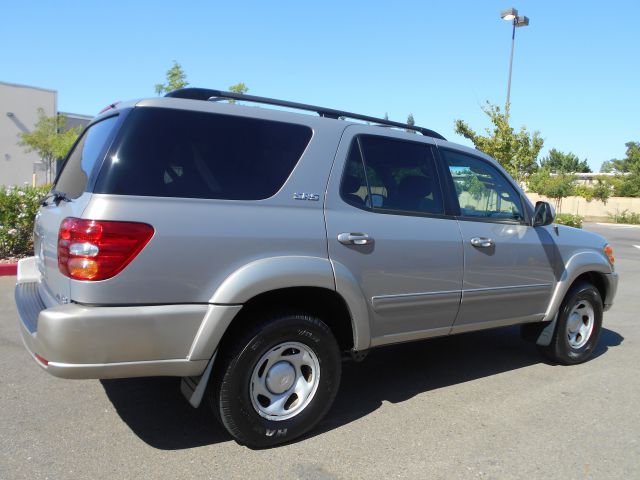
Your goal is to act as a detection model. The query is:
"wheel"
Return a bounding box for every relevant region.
[538,281,603,365]
[210,312,341,448]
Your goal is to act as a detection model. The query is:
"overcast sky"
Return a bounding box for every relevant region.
[3,0,638,171]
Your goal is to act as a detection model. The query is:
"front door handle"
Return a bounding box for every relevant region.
[470,237,494,248]
[338,233,374,246]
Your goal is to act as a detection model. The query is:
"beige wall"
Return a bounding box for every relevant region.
[0,82,57,187]
[527,193,640,221]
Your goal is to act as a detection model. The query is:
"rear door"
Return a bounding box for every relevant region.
[438,148,557,333]
[325,127,463,347]
[34,114,121,304]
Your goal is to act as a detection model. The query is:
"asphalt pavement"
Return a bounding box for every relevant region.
[1,223,638,479]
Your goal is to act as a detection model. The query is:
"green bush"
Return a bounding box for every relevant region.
[0,185,50,258]
[608,209,640,224]
[554,213,583,229]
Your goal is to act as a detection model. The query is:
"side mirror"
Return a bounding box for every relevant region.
[532,201,555,227]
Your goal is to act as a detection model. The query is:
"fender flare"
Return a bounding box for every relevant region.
[190,256,371,360]
[330,260,371,351]
[543,250,612,322]
[209,256,335,304]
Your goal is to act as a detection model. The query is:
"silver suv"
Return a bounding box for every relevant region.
[15,88,618,448]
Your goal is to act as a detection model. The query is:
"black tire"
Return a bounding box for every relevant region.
[209,312,341,448]
[538,281,603,365]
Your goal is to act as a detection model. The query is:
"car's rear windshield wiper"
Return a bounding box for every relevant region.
[40,190,72,206]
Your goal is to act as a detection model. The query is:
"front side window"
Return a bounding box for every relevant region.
[442,150,524,222]
[339,135,444,215]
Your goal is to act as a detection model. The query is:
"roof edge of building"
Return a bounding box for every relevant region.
[0,80,57,95]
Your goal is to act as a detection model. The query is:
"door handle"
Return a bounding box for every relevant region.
[338,233,374,246]
[470,237,494,248]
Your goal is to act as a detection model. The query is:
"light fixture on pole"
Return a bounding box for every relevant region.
[501,7,530,118]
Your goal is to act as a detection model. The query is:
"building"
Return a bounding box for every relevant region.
[1,81,92,187]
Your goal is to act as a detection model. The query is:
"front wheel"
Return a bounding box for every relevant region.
[210,312,341,448]
[538,281,603,365]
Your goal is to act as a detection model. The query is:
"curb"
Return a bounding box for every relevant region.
[0,263,17,276]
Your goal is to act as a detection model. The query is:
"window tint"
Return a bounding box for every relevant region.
[442,150,524,222]
[54,116,119,198]
[94,108,312,200]
[340,141,369,208]
[344,135,444,215]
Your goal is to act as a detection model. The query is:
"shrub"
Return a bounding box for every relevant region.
[554,213,583,229]
[0,185,50,258]
[608,209,640,224]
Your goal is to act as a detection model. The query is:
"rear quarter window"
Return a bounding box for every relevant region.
[94,108,313,200]
[54,115,119,198]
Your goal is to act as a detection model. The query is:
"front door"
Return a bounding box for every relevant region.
[325,127,464,347]
[439,148,557,333]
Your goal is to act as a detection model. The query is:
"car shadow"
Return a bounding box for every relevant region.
[100,326,624,450]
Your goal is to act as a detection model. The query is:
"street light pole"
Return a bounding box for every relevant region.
[501,8,529,119]
[505,19,516,118]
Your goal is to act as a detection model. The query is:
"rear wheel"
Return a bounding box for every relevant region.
[538,281,603,365]
[210,312,341,448]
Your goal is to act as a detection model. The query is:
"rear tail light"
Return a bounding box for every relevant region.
[58,218,154,281]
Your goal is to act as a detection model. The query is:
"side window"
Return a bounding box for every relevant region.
[54,116,120,198]
[340,141,369,208]
[442,150,524,222]
[359,135,444,215]
[94,108,312,200]
[340,136,444,215]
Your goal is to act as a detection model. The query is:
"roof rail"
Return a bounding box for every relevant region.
[165,88,446,140]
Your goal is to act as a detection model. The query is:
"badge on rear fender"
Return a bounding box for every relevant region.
[293,192,320,201]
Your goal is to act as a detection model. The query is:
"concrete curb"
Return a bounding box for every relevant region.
[0,263,17,276]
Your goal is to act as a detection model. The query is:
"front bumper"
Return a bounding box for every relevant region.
[15,257,240,379]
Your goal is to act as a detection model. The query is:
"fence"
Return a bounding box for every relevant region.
[526,193,640,221]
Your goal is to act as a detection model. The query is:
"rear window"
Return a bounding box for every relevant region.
[54,115,119,198]
[93,108,313,200]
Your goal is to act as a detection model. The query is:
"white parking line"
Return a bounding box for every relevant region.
[597,223,640,229]
[634,245,640,250]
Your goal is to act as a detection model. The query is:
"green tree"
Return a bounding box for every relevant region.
[18,109,81,183]
[540,148,591,173]
[600,160,614,173]
[229,82,248,95]
[606,141,640,174]
[227,82,249,104]
[154,61,189,95]
[454,102,543,183]
[574,177,612,205]
[406,113,416,133]
[527,169,575,210]
[607,141,640,197]
[590,177,613,204]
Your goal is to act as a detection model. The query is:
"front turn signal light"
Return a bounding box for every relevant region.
[604,244,615,267]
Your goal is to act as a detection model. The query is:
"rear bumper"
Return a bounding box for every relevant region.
[15,257,240,379]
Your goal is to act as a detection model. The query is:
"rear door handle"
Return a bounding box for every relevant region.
[338,233,374,246]
[470,237,494,248]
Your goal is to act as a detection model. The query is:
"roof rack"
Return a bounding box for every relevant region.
[164,88,446,140]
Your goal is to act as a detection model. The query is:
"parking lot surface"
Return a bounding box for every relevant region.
[1,223,638,479]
